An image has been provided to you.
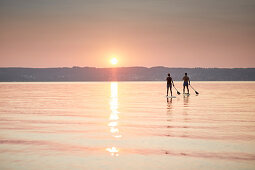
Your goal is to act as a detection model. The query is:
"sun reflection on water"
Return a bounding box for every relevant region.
[107,82,121,156]
[106,147,119,156]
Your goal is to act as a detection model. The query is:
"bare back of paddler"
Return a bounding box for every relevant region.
[183,73,190,94]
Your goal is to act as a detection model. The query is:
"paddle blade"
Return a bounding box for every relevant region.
[195,91,199,95]
[177,91,181,95]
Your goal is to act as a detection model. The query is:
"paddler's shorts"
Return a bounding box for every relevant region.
[183,82,189,87]
[167,83,172,89]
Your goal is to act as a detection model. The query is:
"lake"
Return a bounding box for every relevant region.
[0,82,255,170]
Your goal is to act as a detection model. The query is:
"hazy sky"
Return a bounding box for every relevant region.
[0,0,255,68]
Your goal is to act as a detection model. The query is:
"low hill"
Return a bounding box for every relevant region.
[0,67,254,81]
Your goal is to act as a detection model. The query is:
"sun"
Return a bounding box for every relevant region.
[110,58,118,65]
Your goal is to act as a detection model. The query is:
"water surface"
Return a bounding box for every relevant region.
[0,82,255,170]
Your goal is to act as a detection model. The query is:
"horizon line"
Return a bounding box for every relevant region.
[0,66,255,69]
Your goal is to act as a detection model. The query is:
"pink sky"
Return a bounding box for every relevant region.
[0,0,255,68]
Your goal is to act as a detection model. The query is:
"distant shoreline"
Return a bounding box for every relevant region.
[0,67,254,81]
[1,66,254,69]
[0,81,255,83]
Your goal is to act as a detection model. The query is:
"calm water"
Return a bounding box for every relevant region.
[0,82,255,170]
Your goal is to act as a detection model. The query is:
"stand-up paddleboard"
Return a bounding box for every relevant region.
[166,96,176,98]
[183,93,190,96]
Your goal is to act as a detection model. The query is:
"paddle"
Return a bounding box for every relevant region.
[173,85,181,95]
[190,85,199,95]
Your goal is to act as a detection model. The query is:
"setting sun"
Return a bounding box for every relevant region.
[110,58,118,65]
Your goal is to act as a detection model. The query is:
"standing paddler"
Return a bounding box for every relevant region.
[166,73,175,96]
[183,73,190,94]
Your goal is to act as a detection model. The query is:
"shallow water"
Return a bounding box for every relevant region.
[0,82,255,170]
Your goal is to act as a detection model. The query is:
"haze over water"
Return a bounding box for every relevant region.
[0,82,255,170]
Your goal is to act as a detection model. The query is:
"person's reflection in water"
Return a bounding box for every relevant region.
[166,98,173,137]
[182,95,190,138]
[183,95,189,107]
[167,98,172,112]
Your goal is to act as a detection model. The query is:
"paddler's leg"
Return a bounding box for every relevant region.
[170,85,172,96]
[167,84,169,96]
